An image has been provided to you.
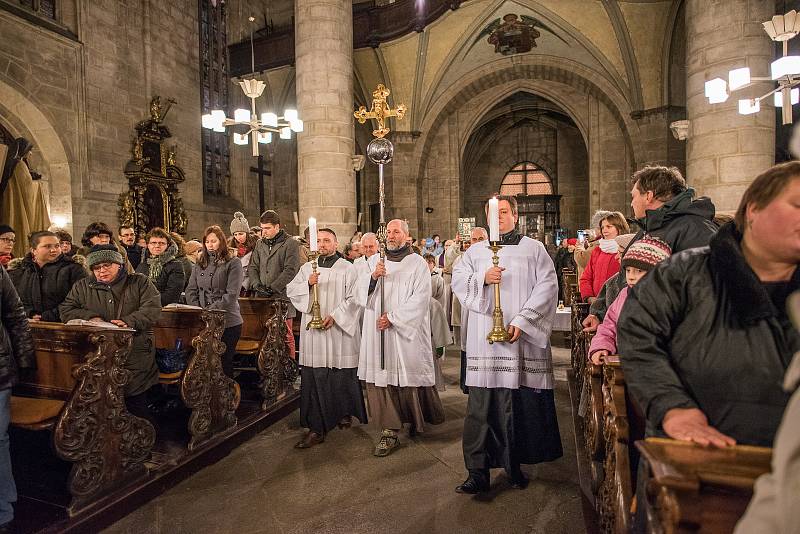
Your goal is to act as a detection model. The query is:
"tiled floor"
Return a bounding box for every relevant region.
[103,344,584,534]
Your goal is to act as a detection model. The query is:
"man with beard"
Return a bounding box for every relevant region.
[452,196,562,493]
[356,219,444,457]
[286,228,367,448]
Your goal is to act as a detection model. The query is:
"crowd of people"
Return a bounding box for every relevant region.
[0,162,799,531]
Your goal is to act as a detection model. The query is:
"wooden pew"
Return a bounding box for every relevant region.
[636,438,772,534]
[596,355,637,533]
[12,323,155,516]
[563,269,578,306]
[154,308,238,451]
[237,297,297,409]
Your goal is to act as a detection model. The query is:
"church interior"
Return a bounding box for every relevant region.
[1,0,800,532]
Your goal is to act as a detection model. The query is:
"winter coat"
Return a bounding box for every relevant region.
[122,243,143,270]
[591,189,717,320]
[579,247,620,300]
[176,256,193,290]
[248,230,301,315]
[185,256,244,329]
[9,253,88,322]
[0,267,35,390]
[136,248,186,306]
[588,286,628,357]
[59,272,162,396]
[617,222,800,447]
[735,352,800,534]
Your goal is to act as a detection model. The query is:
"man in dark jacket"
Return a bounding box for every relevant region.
[60,244,162,420]
[0,266,35,529]
[9,231,87,322]
[119,226,142,269]
[135,228,185,306]
[249,210,301,357]
[583,166,717,330]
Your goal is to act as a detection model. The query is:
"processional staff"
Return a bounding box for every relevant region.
[486,197,511,344]
[354,84,407,369]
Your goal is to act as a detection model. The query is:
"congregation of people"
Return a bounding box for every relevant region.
[1,162,800,531]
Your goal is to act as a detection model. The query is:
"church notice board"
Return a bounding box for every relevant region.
[458,218,475,242]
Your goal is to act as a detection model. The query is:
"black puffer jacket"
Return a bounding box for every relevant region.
[617,223,800,447]
[135,247,185,306]
[0,267,35,390]
[590,188,717,320]
[9,253,88,322]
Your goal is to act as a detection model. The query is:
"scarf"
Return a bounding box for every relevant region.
[386,244,413,262]
[263,229,288,249]
[599,238,619,254]
[146,242,178,281]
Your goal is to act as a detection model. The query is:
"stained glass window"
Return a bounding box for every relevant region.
[199,0,230,196]
[499,162,553,195]
[16,0,55,19]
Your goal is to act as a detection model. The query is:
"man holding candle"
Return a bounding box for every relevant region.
[451,195,562,493]
[286,224,367,449]
[356,219,444,457]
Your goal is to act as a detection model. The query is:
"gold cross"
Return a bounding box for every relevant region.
[354,84,407,139]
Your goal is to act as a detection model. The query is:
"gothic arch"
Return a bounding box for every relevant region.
[0,78,74,229]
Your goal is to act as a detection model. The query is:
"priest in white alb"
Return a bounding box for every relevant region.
[356,219,444,457]
[286,226,367,449]
[451,196,562,493]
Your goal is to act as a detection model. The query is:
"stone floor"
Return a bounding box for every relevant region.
[103,344,584,534]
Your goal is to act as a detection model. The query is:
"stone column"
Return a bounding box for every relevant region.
[686,0,774,212]
[295,0,355,237]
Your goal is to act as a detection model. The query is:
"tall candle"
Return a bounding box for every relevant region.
[488,197,499,242]
[308,217,318,252]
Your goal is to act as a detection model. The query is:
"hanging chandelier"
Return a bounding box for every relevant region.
[200,16,302,156]
[704,10,800,125]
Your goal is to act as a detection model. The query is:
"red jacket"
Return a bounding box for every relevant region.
[579,246,619,300]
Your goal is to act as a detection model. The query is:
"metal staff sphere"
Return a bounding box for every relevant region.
[367,137,394,165]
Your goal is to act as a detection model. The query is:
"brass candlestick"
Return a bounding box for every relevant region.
[486,242,511,344]
[306,251,325,330]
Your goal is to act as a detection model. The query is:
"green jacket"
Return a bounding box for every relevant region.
[59,272,162,396]
[248,230,301,315]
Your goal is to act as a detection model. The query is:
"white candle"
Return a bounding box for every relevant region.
[488,197,499,242]
[308,217,318,252]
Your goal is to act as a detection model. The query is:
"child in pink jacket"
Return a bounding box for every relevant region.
[588,237,672,365]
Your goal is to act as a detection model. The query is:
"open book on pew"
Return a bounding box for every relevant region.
[164,303,203,310]
[65,319,134,331]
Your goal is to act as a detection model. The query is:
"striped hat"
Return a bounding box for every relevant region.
[621,237,671,272]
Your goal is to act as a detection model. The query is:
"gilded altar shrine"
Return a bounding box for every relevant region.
[119,96,188,236]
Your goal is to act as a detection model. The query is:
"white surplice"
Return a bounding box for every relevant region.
[355,253,434,387]
[451,237,558,390]
[286,258,362,369]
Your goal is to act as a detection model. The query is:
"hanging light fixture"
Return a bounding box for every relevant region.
[704,10,800,125]
[200,16,302,156]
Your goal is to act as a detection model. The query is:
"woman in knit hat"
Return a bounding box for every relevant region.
[227,212,257,294]
[588,236,671,365]
[59,244,162,421]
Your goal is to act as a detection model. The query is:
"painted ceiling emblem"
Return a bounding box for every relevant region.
[482,14,542,55]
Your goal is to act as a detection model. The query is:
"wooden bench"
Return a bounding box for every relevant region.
[154,307,238,451]
[237,297,296,409]
[636,437,772,534]
[563,269,579,306]
[12,323,155,516]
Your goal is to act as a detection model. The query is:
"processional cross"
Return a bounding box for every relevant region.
[354,84,407,369]
[354,84,408,139]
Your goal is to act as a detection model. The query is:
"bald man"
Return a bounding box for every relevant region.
[355,219,444,457]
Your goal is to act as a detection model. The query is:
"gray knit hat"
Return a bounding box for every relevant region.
[86,244,124,268]
[230,212,250,234]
